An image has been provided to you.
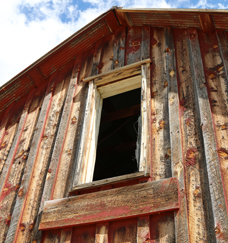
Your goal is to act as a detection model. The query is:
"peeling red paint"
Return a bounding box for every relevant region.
[0,141,7,150]
[20,223,26,231]
[185,148,197,166]
[0,181,15,201]
[5,215,11,226]
[185,117,192,126]
[218,148,228,159]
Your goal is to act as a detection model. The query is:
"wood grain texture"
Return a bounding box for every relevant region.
[98,75,141,98]
[141,25,150,60]
[70,172,150,194]
[174,28,214,242]
[84,58,150,85]
[0,104,13,152]
[73,81,97,185]
[109,218,137,243]
[5,74,56,243]
[41,229,61,243]
[0,85,45,242]
[0,101,24,175]
[60,228,72,243]
[140,63,151,173]
[32,65,78,242]
[35,55,92,243]
[95,223,108,243]
[188,27,228,241]
[126,26,142,65]
[204,30,228,210]
[150,27,172,180]
[5,69,70,242]
[113,26,126,69]
[137,216,150,242]
[150,211,175,243]
[99,34,115,74]
[71,224,96,243]
[165,27,189,242]
[40,177,179,230]
[17,72,70,243]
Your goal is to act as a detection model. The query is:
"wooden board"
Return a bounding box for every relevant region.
[95,223,108,243]
[40,177,179,230]
[83,58,151,85]
[70,171,149,194]
[72,224,96,243]
[109,218,137,243]
[150,27,172,180]
[189,27,228,241]
[165,27,189,242]
[125,27,142,65]
[173,28,213,242]
[98,75,141,98]
[150,211,175,242]
[0,85,45,242]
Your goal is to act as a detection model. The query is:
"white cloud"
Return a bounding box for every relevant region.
[0,0,226,86]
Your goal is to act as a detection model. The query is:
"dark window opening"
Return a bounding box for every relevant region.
[93,88,141,181]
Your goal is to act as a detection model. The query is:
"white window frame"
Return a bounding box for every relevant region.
[73,59,151,187]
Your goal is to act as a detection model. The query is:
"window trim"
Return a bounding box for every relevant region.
[72,59,151,187]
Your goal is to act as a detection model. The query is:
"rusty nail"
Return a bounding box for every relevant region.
[20,223,26,231]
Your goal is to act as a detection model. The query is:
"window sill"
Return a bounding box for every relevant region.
[69,171,150,196]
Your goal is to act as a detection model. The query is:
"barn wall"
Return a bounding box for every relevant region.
[0,25,228,242]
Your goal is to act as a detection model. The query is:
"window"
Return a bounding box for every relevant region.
[72,59,151,187]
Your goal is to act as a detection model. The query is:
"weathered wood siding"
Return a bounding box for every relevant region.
[0,25,228,242]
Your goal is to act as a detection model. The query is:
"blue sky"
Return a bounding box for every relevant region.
[0,0,228,86]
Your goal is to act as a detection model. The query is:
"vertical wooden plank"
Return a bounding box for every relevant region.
[150,27,171,180]
[109,218,137,243]
[0,99,26,175]
[41,229,61,243]
[84,88,102,183]
[5,68,70,242]
[60,228,72,243]
[166,27,189,242]
[140,63,151,174]
[141,25,150,60]
[95,223,108,243]
[71,224,96,243]
[91,39,104,76]
[150,211,175,243]
[0,86,45,242]
[139,25,151,175]
[51,52,93,198]
[73,81,102,185]
[137,216,150,242]
[99,34,115,74]
[72,49,102,187]
[48,66,80,200]
[209,30,228,208]
[5,74,55,243]
[113,26,126,69]
[188,27,228,241]
[0,104,13,146]
[125,26,142,65]
[174,28,214,242]
[32,59,84,242]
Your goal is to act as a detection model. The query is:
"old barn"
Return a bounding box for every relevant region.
[0,7,228,242]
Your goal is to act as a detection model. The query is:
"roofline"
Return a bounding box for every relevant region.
[3,7,228,90]
[2,6,228,117]
[116,8,228,13]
